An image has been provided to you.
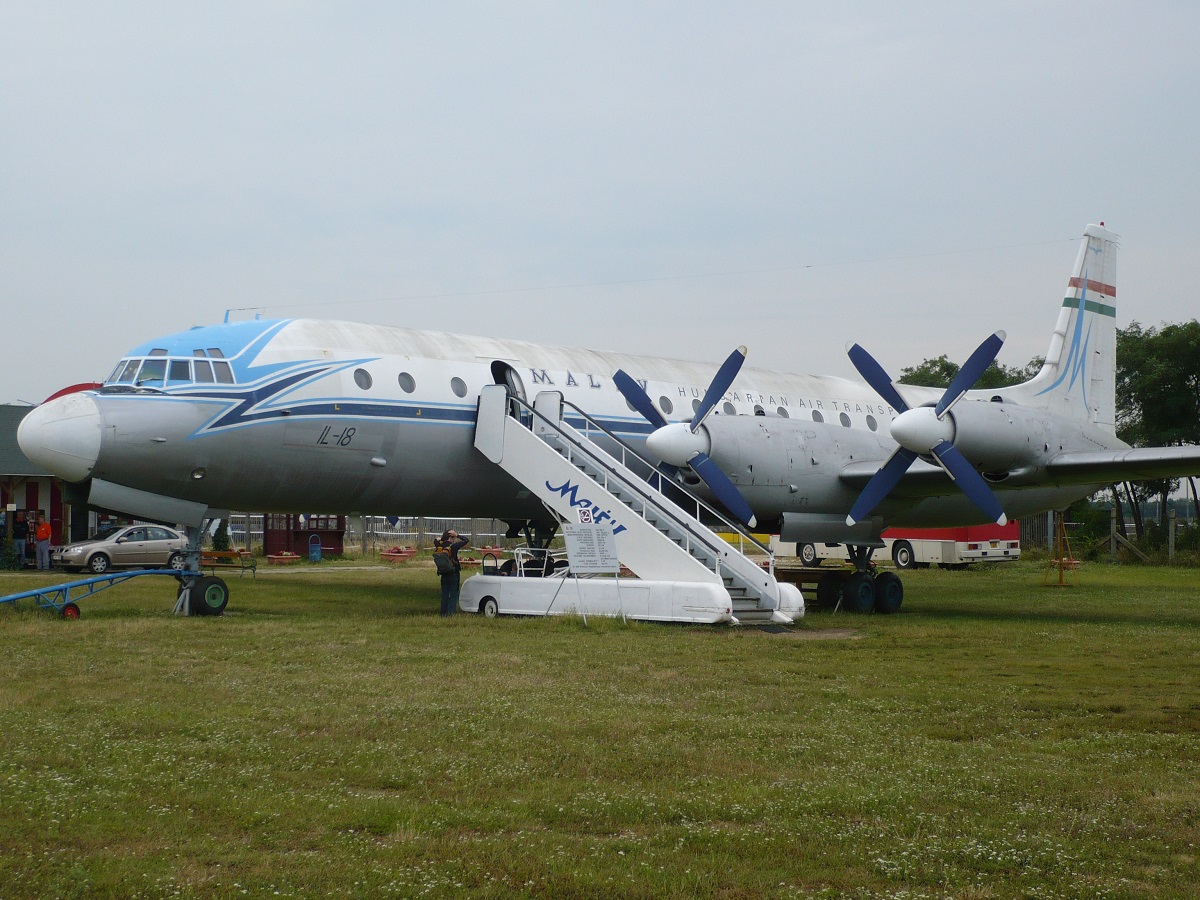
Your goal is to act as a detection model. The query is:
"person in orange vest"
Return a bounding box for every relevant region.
[35,514,52,571]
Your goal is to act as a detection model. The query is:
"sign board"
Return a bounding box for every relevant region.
[562,523,620,574]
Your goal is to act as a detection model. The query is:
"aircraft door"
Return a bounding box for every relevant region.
[491,362,528,421]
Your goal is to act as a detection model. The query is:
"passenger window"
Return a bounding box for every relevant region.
[194,361,215,383]
[136,359,167,386]
[753,405,765,416]
[354,368,373,390]
[146,527,171,541]
[398,372,416,393]
[213,361,234,384]
[777,407,789,418]
[839,413,851,427]
[659,396,674,415]
[451,377,468,398]
[866,415,878,432]
[722,402,736,416]
[168,360,191,382]
[811,410,823,423]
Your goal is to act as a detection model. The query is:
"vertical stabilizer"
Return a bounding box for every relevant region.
[1015,224,1119,430]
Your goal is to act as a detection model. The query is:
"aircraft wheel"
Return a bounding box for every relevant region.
[873,572,904,614]
[798,543,819,567]
[815,573,844,608]
[87,553,111,575]
[842,572,876,614]
[192,575,230,617]
[892,541,916,570]
[480,596,499,618]
[61,602,81,620]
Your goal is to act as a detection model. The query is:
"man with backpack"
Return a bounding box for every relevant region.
[433,529,469,616]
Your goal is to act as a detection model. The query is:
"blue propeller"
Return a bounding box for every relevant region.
[846,332,1009,527]
[614,347,757,527]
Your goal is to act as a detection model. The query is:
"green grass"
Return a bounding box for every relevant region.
[1,561,1198,898]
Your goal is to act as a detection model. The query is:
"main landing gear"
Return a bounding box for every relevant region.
[813,544,903,614]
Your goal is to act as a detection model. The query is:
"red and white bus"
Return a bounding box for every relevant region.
[775,521,1021,569]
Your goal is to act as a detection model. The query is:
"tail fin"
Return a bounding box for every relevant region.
[1014,223,1119,431]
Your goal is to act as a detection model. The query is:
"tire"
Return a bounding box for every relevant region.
[798,543,819,567]
[892,541,916,570]
[873,571,904,614]
[87,553,111,575]
[61,602,81,620]
[191,575,229,617]
[815,573,844,608]
[167,552,186,571]
[842,571,876,614]
[480,596,499,618]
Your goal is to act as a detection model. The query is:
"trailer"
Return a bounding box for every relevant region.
[457,548,738,624]
[776,522,1021,570]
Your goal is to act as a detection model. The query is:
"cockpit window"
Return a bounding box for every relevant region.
[207,348,225,358]
[213,361,234,384]
[115,360,139,383]
[136,358,167,386]
[194,360,215,383]
[168,360,191,382]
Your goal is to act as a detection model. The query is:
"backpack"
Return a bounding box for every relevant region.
[433,546,456,575]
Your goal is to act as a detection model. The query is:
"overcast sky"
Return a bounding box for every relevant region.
[3,2,1198,405]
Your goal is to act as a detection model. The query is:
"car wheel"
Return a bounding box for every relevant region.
[892,541,916,570]
[798,543,819,567]
[191,575,229,617]
[167,552,186,571]
[87,553,111,575]
[480,596,499,618]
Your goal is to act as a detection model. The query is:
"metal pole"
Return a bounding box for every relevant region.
[1169,507,1176,560]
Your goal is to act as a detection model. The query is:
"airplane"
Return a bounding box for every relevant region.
[17,223,1200,616]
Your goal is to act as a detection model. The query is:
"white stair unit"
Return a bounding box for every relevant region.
[473,385,802,624]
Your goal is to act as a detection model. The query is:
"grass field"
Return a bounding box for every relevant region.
[1,560,1198,898]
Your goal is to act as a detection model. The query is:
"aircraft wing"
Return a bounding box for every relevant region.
[839,445,1200,496]
[1044,446,1200,484]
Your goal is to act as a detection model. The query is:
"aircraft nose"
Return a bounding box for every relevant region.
[17,392,103,483]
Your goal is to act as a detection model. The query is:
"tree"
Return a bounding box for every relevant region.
[1116,321,1200,531]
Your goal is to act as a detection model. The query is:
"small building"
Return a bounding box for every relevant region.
[0,404,72,548]
[263,514,347,557]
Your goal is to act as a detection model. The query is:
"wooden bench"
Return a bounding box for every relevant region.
[200,550,258,578]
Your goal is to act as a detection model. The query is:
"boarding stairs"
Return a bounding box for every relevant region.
[474,385,800,624]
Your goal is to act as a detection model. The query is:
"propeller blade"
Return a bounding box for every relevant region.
[688,451,757,527]
[929,440,1008,525]
[691,346,747,431]
[847,343,910,414]
[613,369,668,430]
[934,330,1006,418]
[846,446,919,526]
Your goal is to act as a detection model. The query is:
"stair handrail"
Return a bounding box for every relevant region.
[508,392,773,571]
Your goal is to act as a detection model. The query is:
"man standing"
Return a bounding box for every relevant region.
[12,510,28,569]
[34,513,52,571]
[434,529,469,616]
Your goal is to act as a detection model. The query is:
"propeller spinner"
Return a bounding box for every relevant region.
[614,347,757,527]
[846,331,1009,527]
